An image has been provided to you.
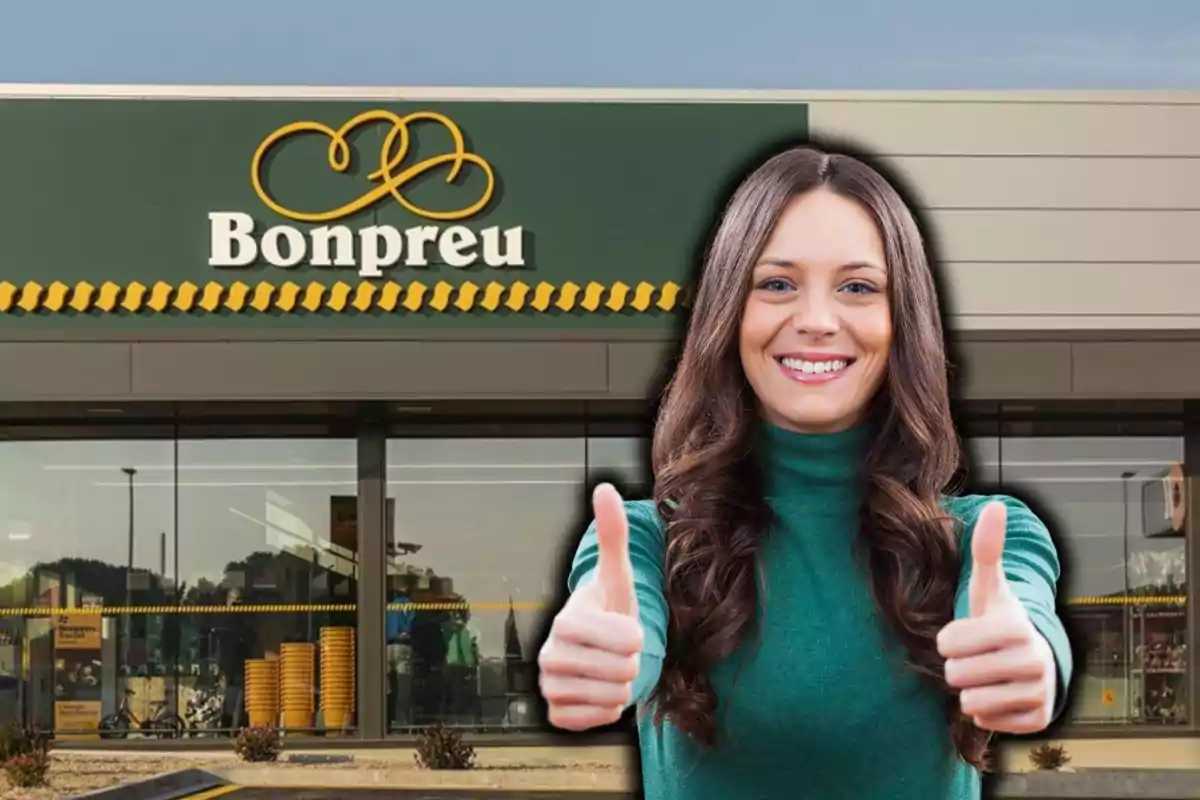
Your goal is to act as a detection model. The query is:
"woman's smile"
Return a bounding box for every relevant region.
[775,353,857,384]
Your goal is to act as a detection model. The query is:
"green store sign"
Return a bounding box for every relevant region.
[0,98,808,330]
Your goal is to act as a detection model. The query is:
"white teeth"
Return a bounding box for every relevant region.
[780,357,849,374]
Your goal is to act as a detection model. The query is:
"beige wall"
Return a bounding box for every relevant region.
[807,97,1200,331]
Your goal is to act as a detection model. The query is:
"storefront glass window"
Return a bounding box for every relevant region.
[590,430,1192,730]
[969,434,1188,726]
[384,437,585,733]
[0,420,1190,738]
[0,440,175,737]
[585,437,648,494]
[176,439,358,738]
[0,436,359,739]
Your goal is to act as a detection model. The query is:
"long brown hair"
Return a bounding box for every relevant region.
[648,144,989,768]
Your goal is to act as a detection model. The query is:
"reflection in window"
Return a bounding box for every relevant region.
[0,441,175,736]
[591,434,1192,729]
[0,424,1191,739]
[384,438,585,733]
[0,438,360,738]
[177,439,359,737]
[586,437,648,494]
[970,436,1188,726]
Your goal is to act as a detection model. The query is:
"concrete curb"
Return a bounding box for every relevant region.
[992,768,1200,799]
[51,732,630,751]
[71,768,229,800]
[62,761,1200,799]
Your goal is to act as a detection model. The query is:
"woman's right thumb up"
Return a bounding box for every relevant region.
[591,483,637,617]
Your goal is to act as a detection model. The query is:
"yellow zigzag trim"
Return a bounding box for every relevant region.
[0,597,1182,617]
[0,280,688,314]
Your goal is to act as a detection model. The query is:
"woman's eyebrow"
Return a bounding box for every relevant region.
[754,258,885,272]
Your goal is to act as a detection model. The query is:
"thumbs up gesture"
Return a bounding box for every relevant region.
[538,484,645,731]
[937,501,1057,734]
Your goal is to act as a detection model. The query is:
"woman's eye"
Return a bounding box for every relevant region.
[841,281,876,295]
[757,278,792,292]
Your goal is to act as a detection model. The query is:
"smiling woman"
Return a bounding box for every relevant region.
[538,144,1074,800]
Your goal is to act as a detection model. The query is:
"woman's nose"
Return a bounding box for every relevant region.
[790,295,839,336]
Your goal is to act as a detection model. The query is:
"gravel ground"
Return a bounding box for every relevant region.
[0,753,229,799]
[0,749,632,799]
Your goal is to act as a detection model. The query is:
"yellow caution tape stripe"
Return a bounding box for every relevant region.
[1063,595,1186,607]
[0,601,547,616]
[0,280,689,314]
[0,597,1183,616]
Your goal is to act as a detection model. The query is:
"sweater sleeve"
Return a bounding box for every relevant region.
[951,494,1075,721]
[566,499,668,707]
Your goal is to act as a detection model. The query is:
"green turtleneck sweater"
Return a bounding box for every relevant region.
[566,424,1072,800]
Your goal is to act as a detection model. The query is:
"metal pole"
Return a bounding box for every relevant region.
[1183,407,1199,732]
[173,432,181,720]
[357,422,387,739]
[1121,470,1135,722]
[122,467,137,672]
[123,468,137,601]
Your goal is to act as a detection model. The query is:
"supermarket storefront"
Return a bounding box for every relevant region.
[0,86,1194,743]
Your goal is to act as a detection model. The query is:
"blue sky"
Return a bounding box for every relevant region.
[1,0,1197,88]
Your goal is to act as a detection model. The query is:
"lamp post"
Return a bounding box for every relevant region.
[122,467,137,671]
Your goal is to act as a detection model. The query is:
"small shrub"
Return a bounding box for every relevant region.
[1028,742,1070,771]
[0,723,48,763]
[234,726,282,763]
[414,724,476,770]
[3,751,51,788]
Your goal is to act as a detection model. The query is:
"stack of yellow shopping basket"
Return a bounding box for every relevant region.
[279,642,316,734]
[244,658,279,728]
[319,626,356,734]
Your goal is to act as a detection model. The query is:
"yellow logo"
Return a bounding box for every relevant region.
[250,110,496,224]
[1100,688,1116,706]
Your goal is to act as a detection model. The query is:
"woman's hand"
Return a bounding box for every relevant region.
[538,484,645,731]
[937,502,1058,735]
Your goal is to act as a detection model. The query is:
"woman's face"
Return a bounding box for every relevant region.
[738,187,893,434]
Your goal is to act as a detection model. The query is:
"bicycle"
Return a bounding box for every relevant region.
[98,688,184,739]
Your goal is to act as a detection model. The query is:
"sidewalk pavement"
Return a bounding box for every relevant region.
[995,738,1200,773]
[57,745,637,794]
[66,739,1200,771]
[50,737,1200,795]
